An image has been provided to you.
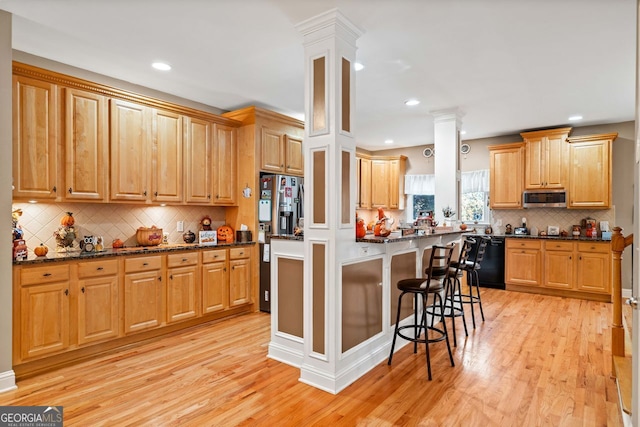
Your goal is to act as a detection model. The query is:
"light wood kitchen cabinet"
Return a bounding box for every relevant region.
[567,133,616,209]
[488,143,524,209]
[259,126,304,176]
[370,159,389,208]
[212,123,238,205]
[357,156,372,209]
[543,241,574,290]
[12,75,59,201]
[110,99,152,202]
[575,242,611,294]
[76,259,119,346]
[229,247,251,307]
[202,249,228,314]
[521,127,570,189]
[18,264,70,360]
[63,88,109,201]
[123,255,163,335]
[152,109,183,204]
[505,239,542,286]
[184,116,212,204]
[166,252,199,323]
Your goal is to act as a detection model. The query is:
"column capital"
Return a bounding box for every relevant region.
[296,8,364,46]
[430,108,464,127]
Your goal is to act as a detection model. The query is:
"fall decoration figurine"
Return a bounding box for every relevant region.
[355,212,366,239]
[201,216,213,231]
[54,212,78,252]
[374,207,392,237]
[12,208,24,241]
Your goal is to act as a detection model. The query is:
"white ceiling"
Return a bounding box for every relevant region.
[0,0,636,150]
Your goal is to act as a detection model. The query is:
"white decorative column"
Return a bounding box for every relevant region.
[0,10,16,393]
[296,9,363,394]
[432,109,463,224]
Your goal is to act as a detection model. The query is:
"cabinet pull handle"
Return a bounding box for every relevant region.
[182,258,188,262]
[208,194,211,199]
[97,267,104,271]
[65,289,69,296]
[569,256,572,260]
[52,186,57,193]
[239,252,244,256]
[81,287,85,293]
[43,273,52,277]
[224,267,226,272]
[170,274,173,280]
[216,194,219,199]
[68,187,73,194]
[143,262,149,266]
[232,266,235,270]
[158,276,162,281]
[143,190,147,196]
[154,191,158,197]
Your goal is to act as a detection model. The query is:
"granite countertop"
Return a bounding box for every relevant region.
[270,234,304,241]
[13,241,256,265]
[356,229,465,244]
[464,232,611,243]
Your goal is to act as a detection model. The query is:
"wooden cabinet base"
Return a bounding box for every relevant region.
[13,304,253,380]
[506,283,611,303]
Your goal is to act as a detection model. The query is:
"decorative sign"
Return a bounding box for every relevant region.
[199,230,217,246]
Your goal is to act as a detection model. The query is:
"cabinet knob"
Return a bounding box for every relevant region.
[68,187,73,194]
[208,194,211,199]
[143,190,147,196]
[64,289,69,296]
[170,274,173,280]
[81,287,85,293]
[232,266,235,270]
[52,186,57,193]
[224,267,227,272]
[154,191,158,197]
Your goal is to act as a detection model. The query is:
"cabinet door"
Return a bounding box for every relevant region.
[212,124,237,205]
[576,244,611,294]
[77,275,119,345]
[229,258,251,307]
[64,88,108,201]
[524,137,544,189]
[260,127,285,173]
[123,270,162,334]
[544,133,568,188]
[167,265,198,323]
[184,117,212,204]
[152,109,183,203]
[569,140,611,208]
[544,250,574,289]
[370,160,389,208]
[505,248,541,286]
[202,261,228,314]
[20,282,69,360]
[489,144,524,209]
[110,99,151,202]
[284,135,304,176]
[13,76,59,200]
[359,157,372,209]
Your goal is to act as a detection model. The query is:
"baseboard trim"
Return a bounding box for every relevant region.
[0,370,17,393]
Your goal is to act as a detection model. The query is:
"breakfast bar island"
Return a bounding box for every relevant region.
[268,230,464,393]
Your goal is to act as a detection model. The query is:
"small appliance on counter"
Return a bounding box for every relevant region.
[514,226,528,235]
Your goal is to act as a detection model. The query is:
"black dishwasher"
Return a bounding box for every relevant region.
[467,235,506,289]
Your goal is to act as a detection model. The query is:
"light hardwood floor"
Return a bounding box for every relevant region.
[0,289,623,426]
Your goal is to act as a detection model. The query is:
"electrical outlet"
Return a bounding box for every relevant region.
[177,221,184,232]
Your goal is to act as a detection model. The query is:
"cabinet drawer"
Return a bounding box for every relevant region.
[125,256,162,273]
[506,239,541,250]
[229,247,249,260]
[577,242,610,254]
[167,252,198,268]
[202,249,227,264]
[544,241,574,251]
[77,259,118,278]
[21,264,70,286]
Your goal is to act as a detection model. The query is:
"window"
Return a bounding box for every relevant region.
[460,170,490,223]
[410,195,435,221]
[404,174,435,223]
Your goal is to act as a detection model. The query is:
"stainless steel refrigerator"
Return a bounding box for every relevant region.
[258,174,304,312]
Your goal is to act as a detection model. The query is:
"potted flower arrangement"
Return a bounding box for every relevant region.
[442,206,456,227]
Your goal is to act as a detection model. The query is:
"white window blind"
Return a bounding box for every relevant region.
[460,170,489,194]
[404,174,435,195]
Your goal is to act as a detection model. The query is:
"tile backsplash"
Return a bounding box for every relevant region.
[489,207,615,235]
[13,202,228,250]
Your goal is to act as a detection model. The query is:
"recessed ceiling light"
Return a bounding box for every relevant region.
[460,130,467,135]
[354,62,364,71]
[568,115,583,121]
[404,99,420,106]
[384,139,394,144]
[152,62,172,71]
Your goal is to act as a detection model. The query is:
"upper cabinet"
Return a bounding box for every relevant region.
[13,75,59,201]
[521,127,571,189]
[260,127,304,176]
[488,143,524,209]
[63,88,109,202]
[357,154,406,210]
[567,133,616,209]
[12,62,240,206]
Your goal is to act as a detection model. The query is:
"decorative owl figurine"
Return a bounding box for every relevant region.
[200,216,213,231]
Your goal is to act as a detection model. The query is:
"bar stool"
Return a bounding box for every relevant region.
[451,235,489,328]
[387,244,455,380]
[439,237,475,346]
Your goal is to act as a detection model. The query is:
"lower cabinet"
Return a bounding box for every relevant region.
[506,238,611,301]
[13,245,254,375]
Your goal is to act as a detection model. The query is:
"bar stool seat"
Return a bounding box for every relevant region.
[387,244,455,380]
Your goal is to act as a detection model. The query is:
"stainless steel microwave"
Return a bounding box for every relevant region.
[522,189,567,208]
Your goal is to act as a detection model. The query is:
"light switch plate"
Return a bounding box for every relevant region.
[177,221,184,232]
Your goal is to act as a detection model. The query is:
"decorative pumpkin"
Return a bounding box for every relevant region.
[34,243,48,257]
[61,212,75,227]
[367,221,376,231]
[217,225,235,243]
[355,212,366,238]
[112,239,124,249]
